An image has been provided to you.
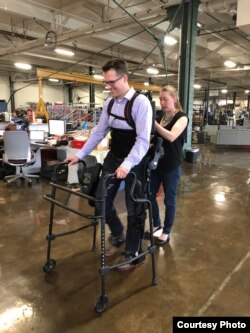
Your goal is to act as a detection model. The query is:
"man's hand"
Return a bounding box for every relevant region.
[115,165,129,179]
[65,156,80,166]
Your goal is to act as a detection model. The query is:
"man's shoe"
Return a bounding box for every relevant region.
[105,233,125,257]
[117,252,145,272]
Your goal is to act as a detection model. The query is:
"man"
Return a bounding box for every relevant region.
[66,59,152,271]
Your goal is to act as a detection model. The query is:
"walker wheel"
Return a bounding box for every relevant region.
[95,295,108,313]
[43,259,56,273]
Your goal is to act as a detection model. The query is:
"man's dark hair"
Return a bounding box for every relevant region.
[102,58,128,76]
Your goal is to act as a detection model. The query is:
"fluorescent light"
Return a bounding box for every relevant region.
[224,60,236,68]
[14,62,32,70]
[146,67,159,75]
[144,82,149,86]
[48,78,59,82]
[164,35,177,46]
[54,48,75,56]
[245,89,249,94]
[197,22,202,28]
[194,84,201,89]
[93,74,104,80]
[221,89,228,94]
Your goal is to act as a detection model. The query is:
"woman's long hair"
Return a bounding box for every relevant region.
[160,85,183,112]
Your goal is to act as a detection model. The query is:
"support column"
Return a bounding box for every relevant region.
[89,66,95,107]
[68,85,73,104]
[9,76,15,113]
[89,83,95,108]
[203,85,209,126]
[233,92,236,106]
[178,0,200,148]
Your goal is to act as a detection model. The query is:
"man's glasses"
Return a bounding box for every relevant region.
[103,75,124,86]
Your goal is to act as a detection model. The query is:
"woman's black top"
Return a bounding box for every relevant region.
[155,111,188,174]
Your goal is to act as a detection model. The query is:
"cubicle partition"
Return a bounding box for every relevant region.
[216,128,250,146]
[204,124,250,146]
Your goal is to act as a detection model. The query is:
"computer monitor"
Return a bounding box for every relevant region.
[48,119,66,136]
[29,130,45,141]
[28,123,49,132]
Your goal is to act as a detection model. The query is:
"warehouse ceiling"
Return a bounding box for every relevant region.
[0,0,250,99]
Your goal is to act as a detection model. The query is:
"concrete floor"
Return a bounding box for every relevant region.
[0,144,250,333]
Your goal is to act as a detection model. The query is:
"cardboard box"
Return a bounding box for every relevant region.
[8,124,17,131]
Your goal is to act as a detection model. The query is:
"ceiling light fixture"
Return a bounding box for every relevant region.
[224,60,236,68]
[221,89,228,94]
[14,62,32,70]
[54,48,75,56]
[48,78,59,82]
[144,82,149,86]
[164,35,177,46]
[146,66,159,75]
[194,84,201,89]
[245,89,250,94]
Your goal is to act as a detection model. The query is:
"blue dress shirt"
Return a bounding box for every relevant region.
[75,87,153,171]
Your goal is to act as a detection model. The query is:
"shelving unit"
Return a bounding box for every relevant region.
[192,104,205,143]
[46,104,102,129]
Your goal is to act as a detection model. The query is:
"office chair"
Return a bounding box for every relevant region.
[3,131,40,185]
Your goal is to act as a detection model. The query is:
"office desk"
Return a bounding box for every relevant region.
[3,139,108,181]
[23,142,68,174]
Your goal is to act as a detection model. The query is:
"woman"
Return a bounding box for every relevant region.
[148,85,188,245]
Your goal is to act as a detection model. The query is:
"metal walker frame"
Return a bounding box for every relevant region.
[43,151,161,313]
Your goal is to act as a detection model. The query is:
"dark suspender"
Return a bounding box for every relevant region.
[107,91,140,129]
